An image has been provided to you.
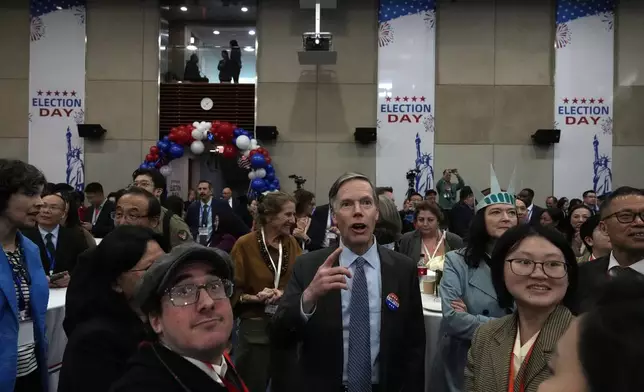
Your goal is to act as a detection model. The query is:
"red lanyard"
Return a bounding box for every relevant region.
[200,354,248,392]
[507,340,536,392]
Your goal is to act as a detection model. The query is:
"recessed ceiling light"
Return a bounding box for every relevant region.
[213,30,220,35]
[248,30,256,36]
[241,6,248,12]
[180,6,188,11]
[244,46,255,52]
[56,6,62,10]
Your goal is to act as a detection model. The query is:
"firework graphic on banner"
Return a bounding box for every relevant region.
[30,17,45,41]
[553,120,560,129]
[378,22,394,47]
[377,118,382,129]
[555,23,571,49]
[423,114,435,133]
[601,117,613,135]
[73,109,85,124]
[600,12,614,31]
[29,113,33,123]
[73,6,86,25]
[423,9,436,30]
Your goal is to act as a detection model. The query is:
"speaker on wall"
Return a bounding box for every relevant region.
[354,127,377,144]
[77,124,107,139]
[531,129,560,145]
[255,126,279,141]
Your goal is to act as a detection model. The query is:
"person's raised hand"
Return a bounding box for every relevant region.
[302,248,351,312]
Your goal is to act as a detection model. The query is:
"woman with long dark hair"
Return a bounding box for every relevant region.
[567,204,593,257]
[58,226,165,392]
[430,188,518,392]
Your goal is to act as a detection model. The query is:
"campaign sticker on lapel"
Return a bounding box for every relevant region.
[385,293,400,311]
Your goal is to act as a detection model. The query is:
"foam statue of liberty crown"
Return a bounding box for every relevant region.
[472,164,517,212]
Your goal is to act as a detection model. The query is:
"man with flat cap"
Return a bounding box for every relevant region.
[110,243,249,392]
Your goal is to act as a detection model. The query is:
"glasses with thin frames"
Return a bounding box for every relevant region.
[165,278,234,307]
[506,259,568,279]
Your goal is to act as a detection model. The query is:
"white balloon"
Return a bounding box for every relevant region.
[159,165,172,177]
[243,150,251,157]
[192,121,199,128]
[235,135,251,150]
[191,129,204,141]
[250,139,259,150]
[248,171,257,180]
[255,168,267,178]
[190,140,205,155]
[203,121,212,131]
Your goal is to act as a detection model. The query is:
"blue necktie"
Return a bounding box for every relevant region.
[348,256,371,392]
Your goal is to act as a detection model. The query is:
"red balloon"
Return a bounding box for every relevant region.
[222,144,237,159]
[150,146,159,155]
[168,132,177,142]
[265,157,272,164]
[146,153,157,162]
[249,149,261,158]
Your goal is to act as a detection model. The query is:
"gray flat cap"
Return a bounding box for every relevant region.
[133,243,233,310]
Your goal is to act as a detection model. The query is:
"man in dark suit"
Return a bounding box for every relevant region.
[82,182,115,238]
[186,180,249,246]
[449,185,475,240]
[22,193,89,287]
[518,187,543,226]
[272,172,425,392]
[572,186,644,315]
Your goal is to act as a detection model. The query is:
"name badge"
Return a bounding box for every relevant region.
[326,232,337,240]
[198,227,209,236]
[264,304,278,315]
[18,321,35,346]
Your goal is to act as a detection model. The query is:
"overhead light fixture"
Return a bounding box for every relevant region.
[213,30,220,35]
[244,46,255,52]
[215,45,221,48]
[248,30,256,36]
[56,6,62,10]
[160,45,167,51]
[180,6,188,11]
[187,36,197,51]
[241,6,248,12]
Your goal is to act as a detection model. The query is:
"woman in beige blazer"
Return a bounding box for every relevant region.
[464,224,578,392]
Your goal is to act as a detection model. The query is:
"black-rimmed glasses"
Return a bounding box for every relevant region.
[604,211,644,224]
[506,259,568,279]
[165,279,234,307]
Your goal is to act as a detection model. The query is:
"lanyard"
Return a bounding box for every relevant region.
[201,205,210,227]
[507,336,537,392]
[92,203,103,225]
[422,231,447,262]
[7,256,28,320]
[261,228,283,288]
[47,248,56,276]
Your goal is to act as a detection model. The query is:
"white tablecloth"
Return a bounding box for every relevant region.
[46,288,67,392]
[422,294,443,392]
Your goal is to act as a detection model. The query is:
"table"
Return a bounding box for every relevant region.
[46,288,67,392]
[422,293,443,392]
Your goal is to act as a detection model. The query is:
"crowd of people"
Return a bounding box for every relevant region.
[1,157,644,392]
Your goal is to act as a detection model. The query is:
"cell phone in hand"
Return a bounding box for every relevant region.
[50,271,68,282]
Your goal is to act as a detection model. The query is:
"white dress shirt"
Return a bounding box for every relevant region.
[39,225,60,248]
[607,252,644,275]
[526,204,534,221]
[200,198,213,238]
[511,329,540,384]
[301,238,382,383]
[183,355,228,386]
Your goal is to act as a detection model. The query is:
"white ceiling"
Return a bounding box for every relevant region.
[190,26,257,49]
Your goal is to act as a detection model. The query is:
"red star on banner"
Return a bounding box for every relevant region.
[589,98,595,104]
[563,98,569,104]
[385,97,391,102]
[54,91,60,96]
[581,98,587,104]
[394,96,400,102]
[403,96,409,102]
[598,98,604,104]
[62,90,68,96]
[420,96,426,102]
[572,98,578,104]
[37,90,43,96]
[46,90,52,96]
[411,96,417,102]
[71,91,77,97]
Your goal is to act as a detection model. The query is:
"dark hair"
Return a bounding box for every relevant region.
[599,186,644,218]
[556,197,568,210]
[85,182,104,194]
[579,214,601,253]
[462,209,493,268]
[117,187,162,219]
[198,180,212,189]
[582,190,596,198]
[294,189,315,216]
[569,204,594,220]
[0,159,47,216]
[490,224,578,310]
[425,189,437,197]
[375,186,393,196]
[546,195,558,204]
[63,226,162,335]
[579,274,644,392]
[132,168,167,193]
[408,192,422,200]
[520,188,535,198]
[44,182,56,195]
[107,191,122,200]
[569,198,582,209]
[164,195,184,217]
[460,186,473,201]
[230,39,239,47]
[540,208,565,225]
[414,200,444,224]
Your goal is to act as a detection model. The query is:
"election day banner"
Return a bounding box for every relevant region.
[554,0,614,198]
[377,0,436,206]
[29,0,86,191]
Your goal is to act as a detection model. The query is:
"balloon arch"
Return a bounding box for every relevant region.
[140,121,279,195]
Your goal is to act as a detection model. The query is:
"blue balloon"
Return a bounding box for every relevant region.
[241,130,250,137]
[169,144,184,159]
[140,162,149,170]
[157,140,170,153]
[232,136,238,147]
[265,172,275,182]
[265,164,274,174]
[251,178,267,192]
[163,136,169,142]
[272,179,280,189]
[250,153,267,169]
[207,132,215,142]
[233,128,242,137]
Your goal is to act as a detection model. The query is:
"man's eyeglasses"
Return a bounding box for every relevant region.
[604,211,644,224]
[165,279,234,307]
[506,259,568,279]
[110,211,148,223]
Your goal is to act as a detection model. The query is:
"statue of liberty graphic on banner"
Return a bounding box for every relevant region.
[66,127,85,191]
[414,133,434,195]
[593,135,612,196]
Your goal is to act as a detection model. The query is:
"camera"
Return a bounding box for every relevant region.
[405,169,420,198]
[289,174,307,190]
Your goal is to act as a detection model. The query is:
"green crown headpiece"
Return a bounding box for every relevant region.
[473,165,517,212]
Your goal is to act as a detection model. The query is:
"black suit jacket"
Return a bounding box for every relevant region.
[449,202,474,240]
[528,205,544,226]
[311,204,330,231]
[186,199,249,241]
[84,201,115,238]
[22,226,89,275]
[570,256,610,315]
[271,246,426,392]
